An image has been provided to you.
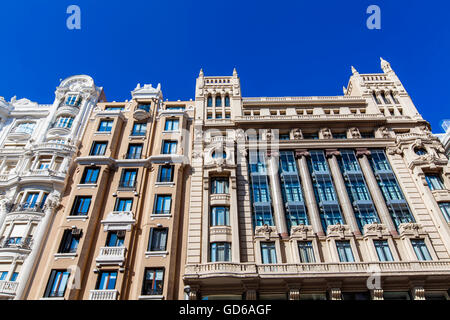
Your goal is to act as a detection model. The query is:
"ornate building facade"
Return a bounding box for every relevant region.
[436,120,450,159]
[183,59,450,300]
[0,76,104,299]
[25,84,194,300]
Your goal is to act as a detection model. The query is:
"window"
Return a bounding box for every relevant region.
[131,122,147,136]
[70,196,91,216]
[98,120,113,132]
[90,142,107,156]
[142,268,164,295]
[261,242,277,264]
[14,122,35,134]
[54,116,74,129]
[254,208,274,227]
[210,207,230,226]
[106,231,124,247]
[414,147,427,156]
[215,96,222,107]
[115,198,133,212]
[158,165,174,183]
[162,141,177,154]
[212,150,226,159]
[374,240,394,261]
[24,192,40,209]
[44,270,70,298]
[0,272,7,281]
[81,167,100,184]
[58,229,81,254]
[127,144,143,159]
[148,228,168,251]
[65,95,79,106]
[154,195,172,215]
[303,133,319,140]
[360,132,375,139]
[96,271,117,290]
[105,106,124,111]
[120,169,137,188]
[411,239,432,261]
[207,96,212,107]
[138,104,150,112]
[336,241,355,262]
[10,273,18,282]
[211,178,229,194]
[225,113,231,119]
[298,241,315,263]
[252,182,270,202]
[439,203,450,223]
[39,162,50,170]
[279,134,290,140]
[164,119,179,131]
[210,242,231,262]
[225,96,230,107]
[425,174,445,191]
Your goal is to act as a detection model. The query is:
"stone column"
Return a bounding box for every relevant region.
[230,171,241,263]
[325,149,361,235]
[289,288,300,300]
[356,148,397,236]
[412,287,425,300]
[295,150,324,236]
[267,152,288,238]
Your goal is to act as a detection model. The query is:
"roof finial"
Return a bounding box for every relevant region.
[199,68,204,77]
[233,67,238,77]
[380,57,393,73]
[343,86,347,95]
[351,66,358,75]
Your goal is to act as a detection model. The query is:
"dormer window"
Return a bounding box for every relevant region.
[65,95,80,106]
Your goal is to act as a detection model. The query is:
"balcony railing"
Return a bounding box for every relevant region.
[0,237,33,249]
[9,202,45,213]
[185,261,450,279]
[96,246,126,266]
[0,281,19,296]
[125,153,142,160]
[89,289,118,300]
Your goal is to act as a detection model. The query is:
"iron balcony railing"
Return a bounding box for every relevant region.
[9,202,46,213]
[0,237,33,250]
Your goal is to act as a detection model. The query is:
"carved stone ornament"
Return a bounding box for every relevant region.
[379,126,390,138]
[349,127,361,139]
[413,287,426,300]
[320,128,333,139]
[44,191,61,211]
[291,224,313,240]
[293,129,303,140]
[398,222,423,238]
[255,225,277,240]
[387,147,403,156]
[363,223,388,238]
[327,224,351,239]
[265,130,273,141]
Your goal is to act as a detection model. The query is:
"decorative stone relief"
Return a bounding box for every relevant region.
[255,225,277,240]
[349,127,361,139]
[398,222,424,238]
[363,223,389,239]
[320,128,333,139]
[292,129,303,140]
[326,224,351,239]
[291,224,313,240]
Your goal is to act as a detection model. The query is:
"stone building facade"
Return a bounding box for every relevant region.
[183,59,450,300]
[435,120,450,159]
[0,76,104,299]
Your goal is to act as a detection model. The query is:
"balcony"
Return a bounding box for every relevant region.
[184,261,450,280]
[89,289,118,300]
[96,246,126,266]
[0,237,33,250]
[210,194,231,206]
[0,281,19,297]
[9,202,45,214]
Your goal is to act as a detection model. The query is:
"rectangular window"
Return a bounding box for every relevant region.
[211,178,229,194]
[261,242,277,264]
[158,165,174,183]
[148,228,168,251]
[114,198,133,212]
[81,167,100,184]
[120,169,137,188]
[127,144,143,159]
[0,272,7,281]
[98,120,113,132]
[439,203,450,223]
[70,196,92,216]
[164,119,179,131]
[254,207,274,227]
[411,239,432,261]
[106,231,125,247]
[298,241,315,263]
[425,174,445,191]
[55,117,74,129]
[10,273,18,282]
[58,229,81,254]
[38,162,50,170]
[138,104,150,112]
[374,240,394,262]
[105,106,125,111]
[44,270,70,298]
[162,141,177,154]
[65,95,79,106]
[24,192,40,208]
[336,241,355,262]
[96,271,117,290]
[210,207,230,226]
[210,242,231,262]
[131,122,147,136]
[142,268,164,295]
[154,195,172,215]
[90,142,107,156]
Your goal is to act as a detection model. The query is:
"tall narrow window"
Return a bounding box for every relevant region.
[158,165,174,183]
[98,120,113,132]
[148,228,168,251]
[210,242,231,262]
[120,169,137,188]
[164,119,179,131]
[44,270,70,298]
[207,96,213,107]
[298,241,315,263]
[336,241,355,262]
[81,167,100,184]
[154,195,172,215]
[411,239,432,261]
[374,240,394,261]
[131,122,147,136]
[127,144,143,159]
[96,271,117,290]
[142,268,164,295]
[425,174,445,191]
[261,242,277,264]
[210,207,230,226]
[65,95,79,106]
[58,229,81,254]
[211,178,229,194]
[162,141,177,154]
[115,198,133,212]
[225,96,230,107]
[54,116,74,129]
[215,96,222,107]
[106,231,125,247]
[24,192,40,209]
[90,142,107,156]
[70,196,92,216]
[439,203,450,223]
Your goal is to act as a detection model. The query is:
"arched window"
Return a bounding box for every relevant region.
[215,96,222,107]
[225,96,230,107]
[207,96,213,107]
[212,150,227,159]
[414,148,427,156]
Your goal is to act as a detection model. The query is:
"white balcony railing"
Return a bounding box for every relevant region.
[96,246,126,266]
[89,289,118,300]
[0,281,18,296]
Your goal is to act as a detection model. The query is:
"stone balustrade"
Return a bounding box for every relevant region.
[89,289,118,300]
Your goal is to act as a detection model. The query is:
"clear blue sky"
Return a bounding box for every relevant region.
[1,0,449,132]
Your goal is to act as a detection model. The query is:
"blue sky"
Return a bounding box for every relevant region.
[1,0,449,132]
